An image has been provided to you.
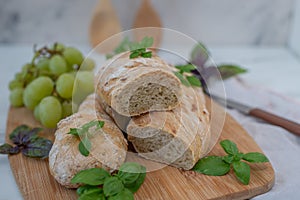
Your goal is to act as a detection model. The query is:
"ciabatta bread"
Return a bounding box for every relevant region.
[49,94,127,188]
[95,53,182,117]
[127,86,210,170]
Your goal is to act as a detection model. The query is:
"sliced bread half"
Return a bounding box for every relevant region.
[127,86,210,170]
[95,53,182,117]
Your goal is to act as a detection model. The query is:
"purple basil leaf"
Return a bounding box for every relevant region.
[9,125,30,144]
[21,128,42,144]
[0,143,14,154]
[0,143,19,154]
[22,138,53,158]
[191,66,220,94]
[200,66,220,81]
[10,126,42,146]
[190,42,210,69]
[10,146,20,154]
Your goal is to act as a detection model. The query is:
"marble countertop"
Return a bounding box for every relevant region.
[0,45,300,200]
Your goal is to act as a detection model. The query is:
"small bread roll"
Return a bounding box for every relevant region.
[49,94,127,188]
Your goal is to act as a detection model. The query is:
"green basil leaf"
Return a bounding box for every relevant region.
[68,128,80,136]
[129,51,140,59]
[193,156,230,176]
[97,121,105,129]
[106,54,113,59]
[108,188,134,200]
[243,152,269,163]
[218,64,247,80]
[114,37,130,54]
[135,48,146,54]
[125,171,146,193]
[128,42,140,51]
[140,36,154,48]
[82,120,99,131]
[222,155,233,164]
[232,161,250,185]
[220,140,239,155]
[103,176,124,197]
[118,162,145,186]
[78,187,104,200]
[141,51,152,58]
[77,185,101,196]
[186,75,201,87]
[79,137,91,157]
[0,143,19,154]
[174,72,190,86]
[233,152,244,162]
[22,138,53,158]
[71,168,110,185]
[175,64,196,73]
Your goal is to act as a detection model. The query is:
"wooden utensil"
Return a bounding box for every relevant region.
[132,0,162,48]
[89,0,122,50]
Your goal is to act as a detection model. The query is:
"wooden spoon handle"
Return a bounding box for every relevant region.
[249,108,300,136]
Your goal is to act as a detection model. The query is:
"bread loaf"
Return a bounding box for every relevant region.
[127,86,210,170]
[95,52,182,117]
[49,94,128,188]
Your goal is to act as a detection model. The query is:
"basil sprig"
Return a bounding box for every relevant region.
[67,120,105,157]
[129,37,153,59]
[71,162,146,200]
[0,125,52,158]
[193,139,269,185]
[173,41,247,91]
[106,36,154,59]
[174,64,202,87]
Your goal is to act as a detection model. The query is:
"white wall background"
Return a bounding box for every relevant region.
[0,0,296,46]
[289,0,300,56]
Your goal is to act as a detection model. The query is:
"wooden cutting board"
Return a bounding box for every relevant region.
[5,99,275,200]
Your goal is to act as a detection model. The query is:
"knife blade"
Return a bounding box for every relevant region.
[209,93,300,136]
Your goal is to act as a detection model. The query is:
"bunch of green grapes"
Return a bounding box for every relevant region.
[9,43,95,128]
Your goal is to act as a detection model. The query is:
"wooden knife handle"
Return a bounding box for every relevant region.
[249,108,300,136]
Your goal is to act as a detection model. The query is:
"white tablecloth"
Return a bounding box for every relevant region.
[0,45,300,200]
[222,78,300,200]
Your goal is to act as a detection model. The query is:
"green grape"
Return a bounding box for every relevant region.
[9,80,23,90]
[34,104,41,122]
[52,43,65,51]
[62,101,73,118]
[73,71,94,103]
[49,55,67,76]
[72,102,79,113]
[9,88,24,107]
[63,47,84,67]
[80,58,95,71]
[23,72,35,84]
[23,76,54,110]
[56,73,75,99]
[39,96,62,128]
[14,72,24,81]
[36,58,49,71]
[22,63,34,72]
[67,71,77,77]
